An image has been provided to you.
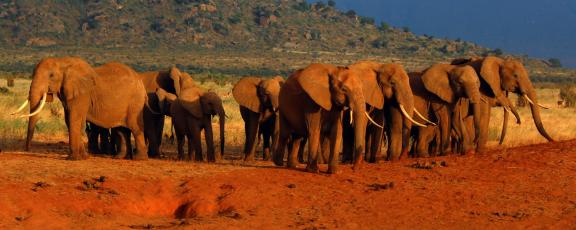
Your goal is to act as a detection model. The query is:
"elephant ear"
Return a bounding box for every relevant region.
[479,56,504,97]
[296,64,332,111]
[169,66,183,96]
[422,64,455,103]
[62,62,96,101]
[232,77,262,113]
[178,88,203,118]
[155,88,177,114]
[356,68,384,109]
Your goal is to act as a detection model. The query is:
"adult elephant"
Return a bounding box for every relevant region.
[139,67,198,158]
[232,76,284,161]
[156,88,225,162]
[15,57,148,160]
[342,61,427,162]
[452,56,553,152]
[273,63,376,174]
[409,64,485,157]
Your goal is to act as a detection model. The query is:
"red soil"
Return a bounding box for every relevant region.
[1,140,576,229]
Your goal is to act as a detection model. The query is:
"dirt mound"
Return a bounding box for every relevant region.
[1,140,576,229]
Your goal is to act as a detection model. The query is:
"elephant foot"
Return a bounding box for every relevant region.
[273,159,284,167]
[305,164,319,173]
[463,150,475,156]
[287,160,299,169]
[327,166,340,174]
[132,152,149,161]
[66,153,87,161]
[263,149,271,161]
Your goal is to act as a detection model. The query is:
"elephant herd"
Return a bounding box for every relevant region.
[13,56,554,174]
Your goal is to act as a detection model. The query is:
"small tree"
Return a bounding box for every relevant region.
[360,16,375,25]
[402,26,410,33]
[345,10,356,17]
[548,58,562,68]
[328,0,336,7]
[379,22,390,31]
[493,48,503,56]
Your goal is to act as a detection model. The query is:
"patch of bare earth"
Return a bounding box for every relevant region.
[1,140,576,229]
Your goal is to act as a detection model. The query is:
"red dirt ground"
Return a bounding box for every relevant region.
[1,140,576,229]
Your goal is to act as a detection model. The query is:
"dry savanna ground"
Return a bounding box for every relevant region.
[0,77,575,229]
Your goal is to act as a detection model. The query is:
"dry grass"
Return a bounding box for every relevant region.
[0,78,573,153]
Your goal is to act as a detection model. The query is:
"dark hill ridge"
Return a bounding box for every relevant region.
[0,0,572,79]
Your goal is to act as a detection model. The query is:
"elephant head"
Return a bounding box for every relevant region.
[232,76,284,120]
[349,61,424,127]
[477,56,553,142]
[297,63,369,166]
[421,64,482,142]
[200,91,226,156]
[13,57,97,151]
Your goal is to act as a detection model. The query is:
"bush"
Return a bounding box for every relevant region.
[548,58,562,68]
[371,38,388,49]
[379,22,390,31]
[228,14,242,24]
[360,16,375,25]
[559,85,576,107]
[293,2,310,12]
[212,23,229,36]
[345,10,356,17]
[328,0,336,7]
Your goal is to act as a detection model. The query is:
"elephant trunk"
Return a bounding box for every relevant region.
[25,85,47,151]
[472,101,482,144]
[526,89,554,142]
[350,91,367,169]
[499,106,509,145]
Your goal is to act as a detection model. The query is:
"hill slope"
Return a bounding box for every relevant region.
[0,0,572,78]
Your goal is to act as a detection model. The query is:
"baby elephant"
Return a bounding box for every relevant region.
[156,88,225,162]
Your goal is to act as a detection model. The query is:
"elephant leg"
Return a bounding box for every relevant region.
[431,104,451,156]
[66,108,88,160]
[327,113,343,174]
[415,127,433,158]
[176,131,185,161]
[244,112,260,162]
[273,115,290,166]
[387,107,403,161]
[191,124,203,162]
[100,128,112,155]
[261,123,272,161]
[364,126,373,162]
[305,113,321,173]
[476,102,491,153]
[297,137,307,163]
[144,111,163,158]
[319,134,330,164]
[126,111,148,160]
[113,128,127,159]
[87,124,100,154]
[287,136,302,169]
[204,118,216,162]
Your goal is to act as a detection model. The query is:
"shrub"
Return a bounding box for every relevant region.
[328,0,336,7]
[360,16,375,25]
[379,22,390,31]
[559,85,576,107]
[345,10,356,17]
[548,58,562,68]
[293,2,310,12]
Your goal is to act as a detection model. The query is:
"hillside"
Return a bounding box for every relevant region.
[0,0,572,78]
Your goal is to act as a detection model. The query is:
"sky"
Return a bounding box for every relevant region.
[315,0,576,68]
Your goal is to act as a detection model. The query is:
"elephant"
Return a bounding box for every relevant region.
[452,56,553,152]
[273,63,375,174]
[232,76,284,162]
[139,67,199,158]
[342,61,427,163]
[408,64,483,157]
[155,88,225,162]
[14,57,148,160]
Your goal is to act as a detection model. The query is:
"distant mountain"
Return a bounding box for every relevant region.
[0,0,570,79]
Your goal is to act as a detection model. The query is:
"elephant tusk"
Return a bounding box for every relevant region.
[349,110,353,125]
[503,105,511,113]
[481,97,488,103]
[400,105,427,127]
[523,94,550,110]
[11,100,29,115]
[413,108,436,126]
[19,93,47,118]
[364,111,383,129]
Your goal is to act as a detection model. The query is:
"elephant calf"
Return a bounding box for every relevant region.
[232,76,284,162]
[156,88,225,162]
